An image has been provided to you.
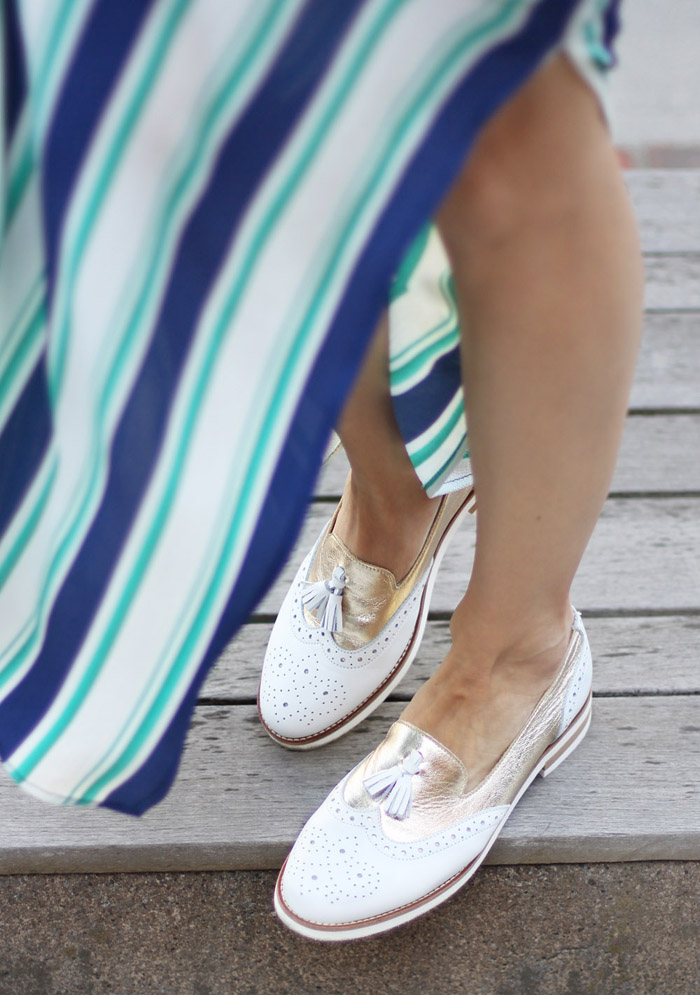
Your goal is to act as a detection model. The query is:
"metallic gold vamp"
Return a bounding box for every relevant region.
[304,490,469,650]
[343,627,583,843]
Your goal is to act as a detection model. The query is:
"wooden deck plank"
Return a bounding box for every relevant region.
[204,614,700,702]
[626,171,700,253]
[631,313,700,409]
[0,697,698,873]
[257,498,700,616]
[614,415,700,491]
[316,413,700,497]
[644,255,700,310]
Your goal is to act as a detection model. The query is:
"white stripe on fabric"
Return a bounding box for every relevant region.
[9,0,544,801]
[0,0,304,699]
[389,225,455,376]
[0,178,46,434]
[17,0,95,146]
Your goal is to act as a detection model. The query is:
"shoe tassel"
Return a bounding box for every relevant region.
[301,565,346,632]
[363,749,423,821]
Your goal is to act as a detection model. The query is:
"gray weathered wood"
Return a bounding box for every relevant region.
[316,413,700,497]
[614,414,700,490]
[203,614,700,702]
[626,171,700,253]
[631,313,700,409]
[0,697,698,872]
[644,255,700,310]
[257,497,700,616]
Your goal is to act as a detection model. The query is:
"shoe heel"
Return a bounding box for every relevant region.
[539,693,592,778]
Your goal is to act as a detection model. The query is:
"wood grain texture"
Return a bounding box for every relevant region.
[315,413,700,497]
[0,698,698,873]
[631,313,700,409]
[644,255,700,310]
[203,615,700,702]
[626,170,700,253]
[614,415,700,491]
[256,497,700,616]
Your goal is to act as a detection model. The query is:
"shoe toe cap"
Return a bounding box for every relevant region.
[277,787,509,930]
[258,645,349,741]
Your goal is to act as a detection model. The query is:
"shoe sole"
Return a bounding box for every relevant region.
[259,489,476,751]
[274,689,592,940]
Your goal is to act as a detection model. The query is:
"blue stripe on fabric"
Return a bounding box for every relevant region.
[106,0,582,815]
[391,347,462,444]
[3,0,27,141]
[0,362,51,544]
[0,0,365,765]
[602,0,622,65]
[41,0,155,287]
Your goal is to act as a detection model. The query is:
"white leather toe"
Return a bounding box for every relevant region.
[259,544,428,743]
[279,780,508,927]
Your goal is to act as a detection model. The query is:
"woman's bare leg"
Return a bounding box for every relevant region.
[332,315,440,582]
[401,55,643,781]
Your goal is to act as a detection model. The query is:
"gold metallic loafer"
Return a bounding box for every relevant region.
[258,486,475,749]
[274,610,593,940]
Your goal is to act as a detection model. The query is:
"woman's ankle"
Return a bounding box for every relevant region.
[332,471,438,579]
[448,594,574,682]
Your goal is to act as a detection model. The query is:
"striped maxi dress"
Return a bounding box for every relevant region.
[0,0,620,814]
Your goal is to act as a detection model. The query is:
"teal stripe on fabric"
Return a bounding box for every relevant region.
[48,0,192,400]
[73,0,532,801]
[0,459,56,603]
[391,329,459,389]
[6,132,33,228]
[65,0,415,804]
[4,0,299,765]
[424,432,468,492]
[0,294,45,428]
[390,274,459,389]
[5,0,299,702]
[29,0,95,143]
[389,221,431,301]
[0,0,196,703]
[0,275,44,375]
[11,0,314,788]
[409,392,465,466]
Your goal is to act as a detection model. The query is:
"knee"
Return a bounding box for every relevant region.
[436,57,610,265]
[437,125,587,265]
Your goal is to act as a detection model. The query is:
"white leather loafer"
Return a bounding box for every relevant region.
[274,610,592,940]
[258,486,475,749]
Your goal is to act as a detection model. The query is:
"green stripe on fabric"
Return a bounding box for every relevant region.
[389,221,431,301]
[390,330,459,389]
[409,394,465,467]
[30,0,94,141]
[424,433,468,493]
[389,270,457,368]
[0,276,44,374]
[11,0,308,788]
[0,0,196,705]
[48,0,192,400]
[0,459,56,604]
[75,0,530,801]
[0,295,46,426]
[67,0,420,802]
[6,136,33,229]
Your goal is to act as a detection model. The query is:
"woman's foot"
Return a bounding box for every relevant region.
[274,609,592,940]
[258,485,474,749]
[332,469,440,582]
[401,604,574,786]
